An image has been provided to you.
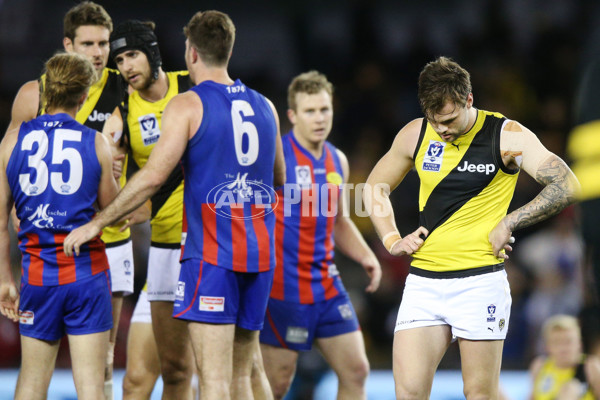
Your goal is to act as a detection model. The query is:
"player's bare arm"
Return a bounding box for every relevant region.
[101,106,127,180]
[334,149,381,292]
[0,128,20,321]
[64,93,196,257]
[7,80,40,132]
[489,121,580,257]
[364,118,428,256]
[95,132,120,210]
[266,98,286,187]
[585,355,600,399]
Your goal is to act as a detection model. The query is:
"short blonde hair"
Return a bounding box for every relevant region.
[542,314,581,341]
[287,70,333,111]
[42,52,95,110]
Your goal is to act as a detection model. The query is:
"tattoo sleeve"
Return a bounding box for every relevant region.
[505,154,579,231]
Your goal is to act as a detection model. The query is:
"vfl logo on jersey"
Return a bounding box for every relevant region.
[422,141,446,172]
[28,204,54,229]
[138,114,160,145]
[88,110,110,122]
[206,173,278,220]
[457,161,496,175]
[295,165,312,187]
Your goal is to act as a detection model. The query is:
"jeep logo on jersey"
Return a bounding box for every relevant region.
[138,114,160,145]
[88,110,111,122]
[206,173,278,220]
[457,161,496,175]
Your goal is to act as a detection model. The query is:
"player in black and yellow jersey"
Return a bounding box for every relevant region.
[364,57,580,399]
[6,3,133,399]
[102,20,194,399]
[530,315,600,399]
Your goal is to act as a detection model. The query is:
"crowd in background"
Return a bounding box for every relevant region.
[1,0,600,396]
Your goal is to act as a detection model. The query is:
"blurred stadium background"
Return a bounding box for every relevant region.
[2,0,600,398]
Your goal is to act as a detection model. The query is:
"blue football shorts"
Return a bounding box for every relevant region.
[259,292,360,351]
[19,271,113,341]
[173,259,274,331]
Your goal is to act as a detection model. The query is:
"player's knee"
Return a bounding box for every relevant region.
[270,369,295,399]
[338,357,370,388]
[160,354,192,379]
[395,386,425,400]
[271,378,292,400]
[463,384,496,400]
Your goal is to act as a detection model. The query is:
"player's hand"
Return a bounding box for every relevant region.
[389,226,428,256]
[0,282,19,322]
[489,219,514,260]
[361,255,382,293]
[63,222,101,257]
[112,153,125,180]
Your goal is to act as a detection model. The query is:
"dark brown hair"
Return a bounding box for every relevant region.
[418,56,472,120]
[183,10,235,67]
[63,1,112,41]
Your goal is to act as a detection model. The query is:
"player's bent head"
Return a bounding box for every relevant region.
[43,52,95,110]
[110,20,162,80]
[418,56,472,121]
[64,1,112,41]
[184,10,235,67]
[287,70,333,111]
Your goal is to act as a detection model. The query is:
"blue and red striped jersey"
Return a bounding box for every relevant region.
[6,113,108,286]
[270,132,347,304]
[181,80,277,272]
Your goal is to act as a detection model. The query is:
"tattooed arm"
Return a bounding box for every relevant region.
[489,120,580,259]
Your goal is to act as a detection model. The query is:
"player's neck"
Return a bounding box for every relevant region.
[192,66,233,86]
[139,70,169,103]
[46,106,77,118]
[293,130,324,159]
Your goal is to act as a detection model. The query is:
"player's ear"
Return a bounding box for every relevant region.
[63,37,73,52]
[287,108,296,125]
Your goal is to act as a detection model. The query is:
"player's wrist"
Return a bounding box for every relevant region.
[382,231,401,253]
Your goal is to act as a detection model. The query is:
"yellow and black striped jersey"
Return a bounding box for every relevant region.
[412,109,520,272]
[124,71,191,245]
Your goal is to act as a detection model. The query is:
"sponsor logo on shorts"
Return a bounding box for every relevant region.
[175,281,185,301]
[396,319,416,326]
[338,304,354,320]
[499,318,505,331]
[286,327,309,344]
[19,310,34,325]
[199,296,224,312]
[487,304,496,322]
